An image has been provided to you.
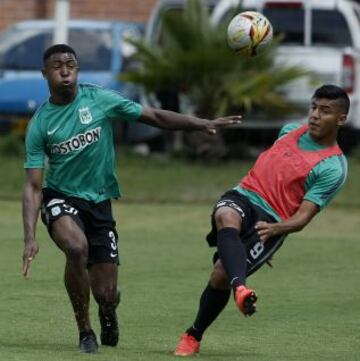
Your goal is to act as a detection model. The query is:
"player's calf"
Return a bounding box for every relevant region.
[98,290,120,346]
[99,307,119,346]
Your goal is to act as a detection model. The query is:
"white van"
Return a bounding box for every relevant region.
[212,0,360,150]
[146,0,360,151]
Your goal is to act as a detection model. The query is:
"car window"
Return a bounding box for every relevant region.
[0,27,112,71]
[156,8,182,46]
[354,6,360,25]
[68,29,112,71]
[120,27,144,72]
[312,10,352,46]
[0,29,51,69]
[152,5,216,46]
[263,7,304,45]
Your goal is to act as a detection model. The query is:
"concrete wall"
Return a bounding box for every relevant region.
[0,0,158,31]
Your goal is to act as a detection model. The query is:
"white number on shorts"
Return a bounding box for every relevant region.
[109,231,117,251]
[249,242,264,259]
[63,205,78,215]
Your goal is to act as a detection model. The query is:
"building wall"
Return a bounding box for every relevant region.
[0,0,158,31]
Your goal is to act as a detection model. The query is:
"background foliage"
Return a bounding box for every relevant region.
[123,0,309,119]
[1,147,359,208]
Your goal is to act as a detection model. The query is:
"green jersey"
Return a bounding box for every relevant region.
[235,123,348,220]
[24,83,143,202]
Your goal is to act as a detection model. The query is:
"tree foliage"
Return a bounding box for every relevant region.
[122,0,309,119]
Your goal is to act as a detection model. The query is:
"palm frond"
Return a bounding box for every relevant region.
[121,0,310,118]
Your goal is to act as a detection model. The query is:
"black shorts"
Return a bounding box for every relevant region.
[207,190,286,276]
[41,188,119,266]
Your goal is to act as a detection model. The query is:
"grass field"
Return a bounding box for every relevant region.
[0,198,359,361]
[0,150,359,207]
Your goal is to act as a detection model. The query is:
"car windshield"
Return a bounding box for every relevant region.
[263,7,304,44]
[262,7,352,46]
[311,10,352,46]
[0,28,49,69]
[0,27,113,70]
[151,5,216,46]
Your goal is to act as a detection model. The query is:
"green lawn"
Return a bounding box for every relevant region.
[0,200,359,361]
[1,150,360,207]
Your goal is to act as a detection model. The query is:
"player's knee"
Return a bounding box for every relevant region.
[214,207,241,229]
[52,224,88,261]
[64,241,88,262]
[210,261,230,290]
[93,284,119,306]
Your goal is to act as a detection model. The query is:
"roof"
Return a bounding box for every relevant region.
[10,19,143,31]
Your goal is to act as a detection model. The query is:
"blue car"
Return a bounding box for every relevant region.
[0,19,161,143]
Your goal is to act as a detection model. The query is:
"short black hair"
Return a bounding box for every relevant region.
[312,84,350,114]
[43,44,77,64]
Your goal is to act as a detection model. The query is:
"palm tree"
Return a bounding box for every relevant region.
[122,0,309,159]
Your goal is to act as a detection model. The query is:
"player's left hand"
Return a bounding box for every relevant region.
[254,221,279,243]
[204,115,242,134]
[22,239,39,279]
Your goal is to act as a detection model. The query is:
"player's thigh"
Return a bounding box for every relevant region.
[41,192,87,253]
[51,215,88,254]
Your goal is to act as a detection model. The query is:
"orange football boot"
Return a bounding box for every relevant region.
[235,285,257,316]
[174,333,200,357]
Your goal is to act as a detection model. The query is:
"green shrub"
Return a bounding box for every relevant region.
[0,133,25,157]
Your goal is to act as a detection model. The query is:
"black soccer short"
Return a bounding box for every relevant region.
[207,190,286,276]
[41,188,119,266]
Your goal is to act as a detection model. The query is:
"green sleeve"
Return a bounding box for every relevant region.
[93,87,143,122]
[24,117,46,169]
[304,155,348,210]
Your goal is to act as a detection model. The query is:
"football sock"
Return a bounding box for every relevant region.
[217,227,247,289]
[186,283,231,341]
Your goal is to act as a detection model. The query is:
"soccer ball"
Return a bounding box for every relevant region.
[227,11,273,56]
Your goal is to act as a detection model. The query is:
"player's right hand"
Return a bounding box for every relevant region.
[205,115,242,134]
[22,240,39,279]
[254,221,280,243]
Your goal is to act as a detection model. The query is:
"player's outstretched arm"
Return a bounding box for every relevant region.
[255,200,319,243]
[22,168,43,279]
[139,107,242,134]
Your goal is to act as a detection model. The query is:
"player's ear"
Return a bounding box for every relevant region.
[337,114,347,127]
[41,68,47,79]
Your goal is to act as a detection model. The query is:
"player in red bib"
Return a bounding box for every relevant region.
[174,84,349,356]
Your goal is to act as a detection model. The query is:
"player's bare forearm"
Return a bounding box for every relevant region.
[255,200,319,242]
[139,107,242,134]
[22,181,42,242]
[22,169,43,278]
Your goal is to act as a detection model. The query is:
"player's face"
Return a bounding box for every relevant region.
[308,97,346,145]
[42,52,79,102]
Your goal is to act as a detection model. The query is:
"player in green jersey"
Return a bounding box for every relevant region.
[173,85,349,356]
[21,44,242,353]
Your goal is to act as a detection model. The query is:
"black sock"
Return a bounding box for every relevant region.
[79,329,95,339]
[217,227,247,289]
[186,283,231,341]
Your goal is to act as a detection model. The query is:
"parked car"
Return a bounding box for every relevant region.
[145,0,360,152]
[0,19,161,144]
[143,0,218,111]
[212,0,360,151]
[145,0,218,44]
